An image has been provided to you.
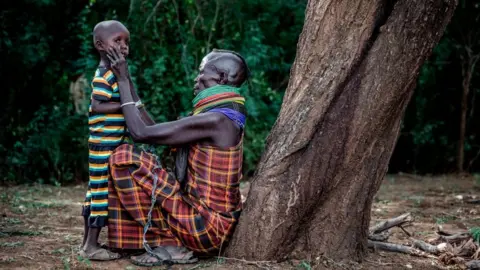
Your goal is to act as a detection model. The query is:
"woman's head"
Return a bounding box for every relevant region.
[193,49,249,95]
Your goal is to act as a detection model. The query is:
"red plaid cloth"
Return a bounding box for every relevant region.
[107,142,243,254]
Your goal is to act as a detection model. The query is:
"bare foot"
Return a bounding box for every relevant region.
[163,246,198,264]
[81,244,120,261]
[131,247,171,266]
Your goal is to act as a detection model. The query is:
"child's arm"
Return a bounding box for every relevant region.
[128,78,156,126]
[91,99,121,114]
[90,74,121,114]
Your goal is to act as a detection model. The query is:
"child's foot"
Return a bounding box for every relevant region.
[80,244,120,261]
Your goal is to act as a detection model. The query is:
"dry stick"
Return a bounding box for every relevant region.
[439,233,472,244]
[466,260,480,269]
[466,199,480,204]
[400,226,412,237]
[368,240,436,258]
[369,231,391,242]
[369,213,413,234]
[411,239,446,255]
[20,255,34,260]
[436,225,470,236]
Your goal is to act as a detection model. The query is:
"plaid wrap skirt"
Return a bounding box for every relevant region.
[107,144,241,254]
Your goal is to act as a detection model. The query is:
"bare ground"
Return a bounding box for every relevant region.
[1,174,479,270]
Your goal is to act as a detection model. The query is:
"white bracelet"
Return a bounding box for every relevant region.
[121,102,135,107]
[135,100,143,108]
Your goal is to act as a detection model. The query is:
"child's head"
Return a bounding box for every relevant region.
[93,20,130,58]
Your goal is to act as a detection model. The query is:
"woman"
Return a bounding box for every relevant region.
[105,47,249,267]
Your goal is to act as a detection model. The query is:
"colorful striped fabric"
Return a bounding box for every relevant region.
[83,67,127,228]
[192,85,245,116]
[88,67,127,146]
[107,139,243,253]
[83,144,119,227]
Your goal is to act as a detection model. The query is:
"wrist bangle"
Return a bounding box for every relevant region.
[121,102,135,108]
[135,100,144,108]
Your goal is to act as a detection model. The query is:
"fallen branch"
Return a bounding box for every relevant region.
[370,213,413,234]
[369,231,391,242]
[436,225,470,236]
[465,260,480,269]
[440,233,472,244]
[411,239,447,255]
[466,200,480,204]
[368,240,435,258]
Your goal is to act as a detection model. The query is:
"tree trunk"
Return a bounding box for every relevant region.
[458,57,474,173]
[226,0,457,262]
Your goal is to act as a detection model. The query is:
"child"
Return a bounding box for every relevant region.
[80,20,132,260]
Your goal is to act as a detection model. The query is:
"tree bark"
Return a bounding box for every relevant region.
[458,56,477,173]
[458,58,471,173]
[225,0,457,262]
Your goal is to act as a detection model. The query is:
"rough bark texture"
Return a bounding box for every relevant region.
[225,0,457,262]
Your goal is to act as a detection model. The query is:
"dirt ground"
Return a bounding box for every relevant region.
[1,174,479,270]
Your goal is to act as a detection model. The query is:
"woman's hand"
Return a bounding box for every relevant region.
[106,47,129,80]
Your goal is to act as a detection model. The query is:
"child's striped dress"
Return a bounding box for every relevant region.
[82,67,127,228]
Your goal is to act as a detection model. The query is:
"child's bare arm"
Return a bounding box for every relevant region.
[91,99,121,114]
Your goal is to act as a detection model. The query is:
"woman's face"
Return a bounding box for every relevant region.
[193,54,222,95]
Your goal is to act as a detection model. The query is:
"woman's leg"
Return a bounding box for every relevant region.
[107,144,183,250]
[107,144,227,264]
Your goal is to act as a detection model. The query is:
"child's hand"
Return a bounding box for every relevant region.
[106,47,129,80]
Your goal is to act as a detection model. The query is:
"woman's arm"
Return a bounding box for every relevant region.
[107,48,220,145]
[117,77,222,145]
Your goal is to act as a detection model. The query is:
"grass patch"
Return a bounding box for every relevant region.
[52,248,67,255]
[0,230,42,237]
[297,261,312,270]
[407,195,424,207]
[77,255,92,268]
[435,214,457,224]
[62,256,71,270]
[471,227,480,244]
[0,241,25,247]
[4,218,22,225]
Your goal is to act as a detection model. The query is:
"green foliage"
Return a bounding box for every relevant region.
[297,261,312,270]
[4,0,480,184]
[1,0,306,184]
[471,227,480,244]
[5,103,88,185]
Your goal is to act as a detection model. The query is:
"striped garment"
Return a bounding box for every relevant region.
[192,85,245,116]
[83,67,127,228]
[107,140,243,253]
[88,67,126,146]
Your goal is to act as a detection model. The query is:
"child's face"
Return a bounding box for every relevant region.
[103,30,130,58]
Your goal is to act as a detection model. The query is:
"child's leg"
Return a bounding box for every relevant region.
[83,144,118,259]
[82,184,92,247]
